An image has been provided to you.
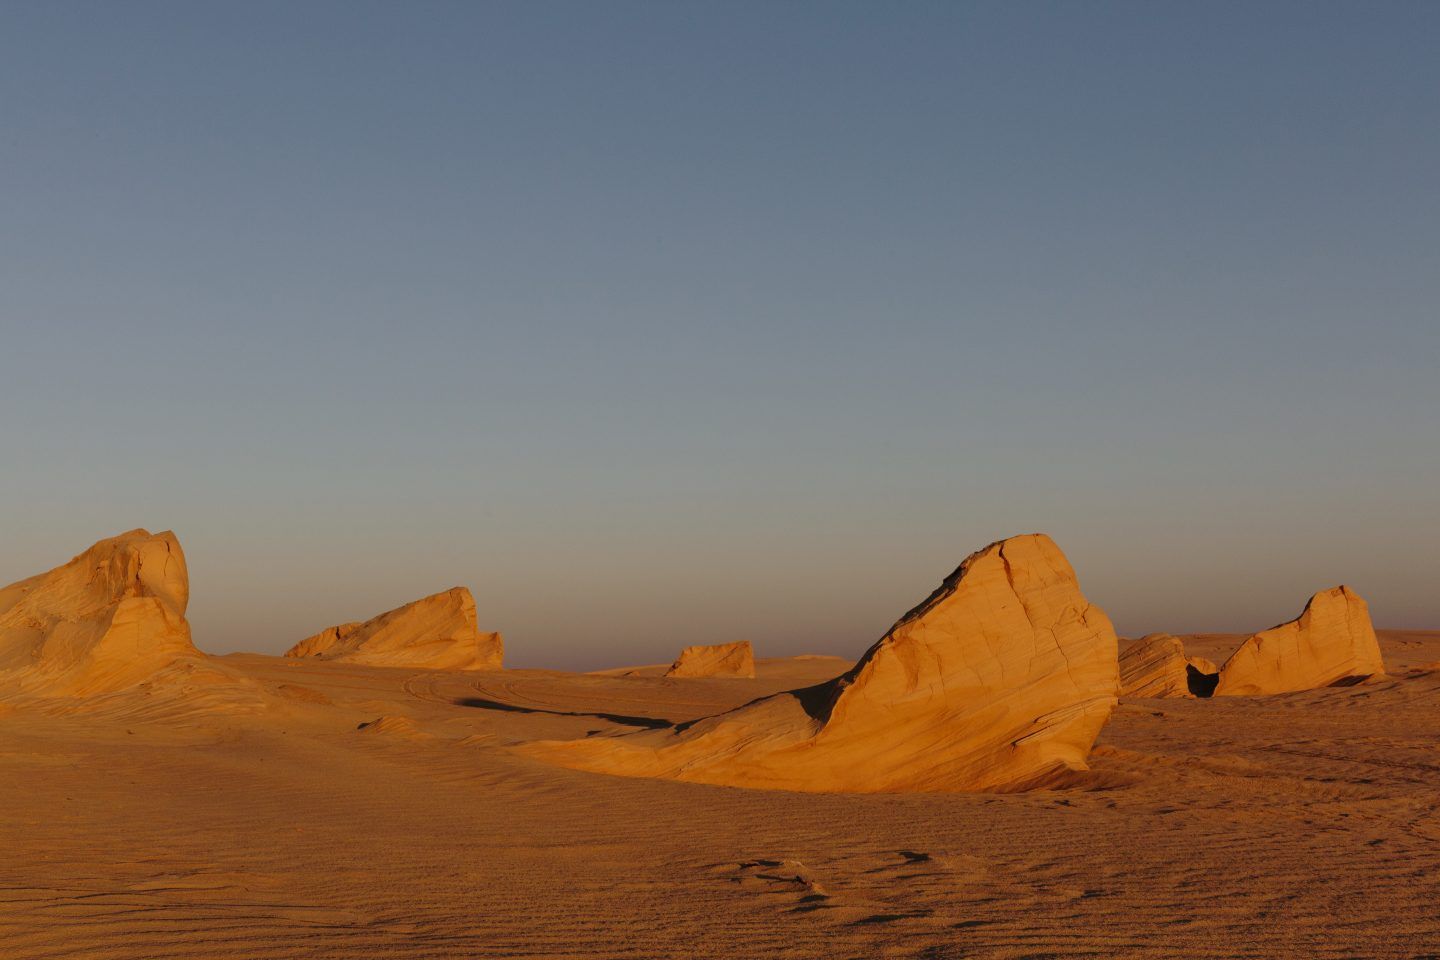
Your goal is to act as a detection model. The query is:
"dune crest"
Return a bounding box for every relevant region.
[0,529,212,697]
[665,640,755,678]
[285,587,503,671]
[521,534,1120,793]
[1213,586,1383,696]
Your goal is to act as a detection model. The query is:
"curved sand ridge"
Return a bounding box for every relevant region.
[520,534,1121,793]
[285,587,503,671]
[665,640,755,678]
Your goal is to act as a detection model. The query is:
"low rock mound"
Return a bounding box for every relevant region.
[1119,635,1220,698]
[665,641,755,678]
[1214,586,1384,696]
[520,534,1120,793]
[0,530,210,697]
[286,587,502,671]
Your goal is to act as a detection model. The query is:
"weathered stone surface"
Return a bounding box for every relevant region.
[0,530,202,696]
[1119,634,1193,698]
[521,534,1120,793]
[285,587,502,671]
[1214,586,1383,696]
[665,641,755,678]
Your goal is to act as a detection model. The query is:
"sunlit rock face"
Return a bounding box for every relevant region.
[286,587,503,671]
[665,641,755,678]
[1214,587,1384,696]
[0,529,200,696]
[521,534,1121,793]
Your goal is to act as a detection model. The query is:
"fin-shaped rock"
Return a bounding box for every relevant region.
[285,587,502,671]
[1213,586,1383,696]
[520,534,1119,793]
[665,641,755,678]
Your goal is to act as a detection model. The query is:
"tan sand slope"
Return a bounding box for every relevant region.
[1119,634,1219,698]
[521,534,1120,793]
[6,634,1438,959]
[664,640,755,678]
[285,587,502,670]
[1213,586,1384,696]
[0,529,207,696]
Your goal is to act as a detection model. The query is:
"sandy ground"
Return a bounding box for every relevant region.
[3,635,1439,959]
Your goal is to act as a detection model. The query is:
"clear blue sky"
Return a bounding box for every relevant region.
[2,2,1437,668]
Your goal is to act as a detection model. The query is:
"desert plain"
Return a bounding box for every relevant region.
[3,530,1440,960]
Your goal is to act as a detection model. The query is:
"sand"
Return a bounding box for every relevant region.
[2,630,1439,959]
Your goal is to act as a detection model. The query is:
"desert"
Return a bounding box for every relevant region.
[3,529,1439,958]
[4,4,1438,957]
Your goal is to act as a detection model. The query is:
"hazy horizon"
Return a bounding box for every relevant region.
[3,2,1437,670]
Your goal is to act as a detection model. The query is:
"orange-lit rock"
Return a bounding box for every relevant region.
[665,641,755,678]
[0,529,204,696]
[285,587,502,671]
[1214,586,1383,696]
[521,534,1119,793]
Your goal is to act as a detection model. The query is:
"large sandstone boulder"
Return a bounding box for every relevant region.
[285,587,502,670]
[1213,586,1383,696]
[665,641,755,678]
[0,529,203,696]
[521,534,1120,793]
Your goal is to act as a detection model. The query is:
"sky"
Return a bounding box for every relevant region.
[1,1,1437,669]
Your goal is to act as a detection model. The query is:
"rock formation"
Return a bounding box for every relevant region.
[1119,634,1221,698]
[285,587,502,671]
[1213,586,1383,696]
[521,534,1120,793]
[0,529,205,696]
[665,641,755,678]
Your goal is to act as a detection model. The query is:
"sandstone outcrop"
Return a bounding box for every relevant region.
[521,534,1120,793]
[1213,586,1383,696]
[285,587,502,670]
[1119,634,1221,698]
[0,529,205,696]
[665,641,755,678]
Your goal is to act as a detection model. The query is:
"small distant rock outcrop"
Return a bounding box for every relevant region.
[665,641,755,678]
[1213,586,1383,696]
[521,534,1120,793]
[285,587,502,671]
[0,529,209,696]
[1119,635,1221,698]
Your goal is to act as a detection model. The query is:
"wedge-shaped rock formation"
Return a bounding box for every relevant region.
[1119,635,1192,698]
[1119,634,1220,698]
[0,529,202,696]
[285,587,502,671]
[1213,586,1383,696]
[665,641,755,678]
[521,534,1120,793]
